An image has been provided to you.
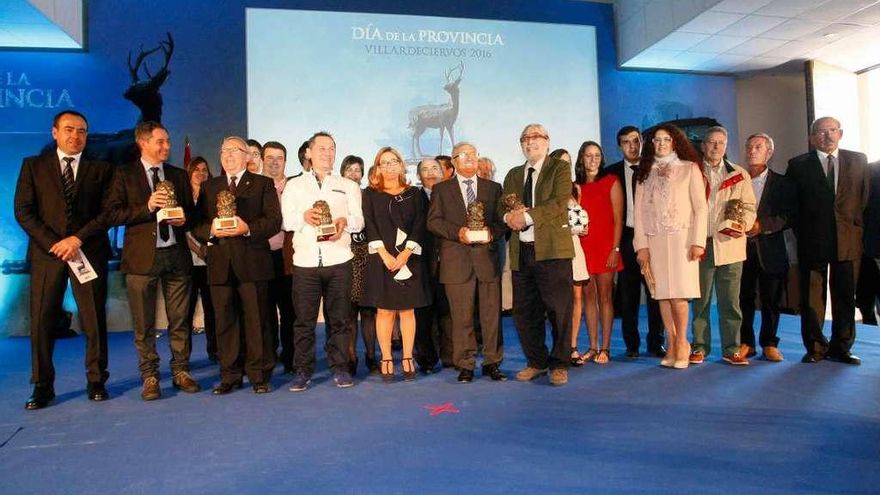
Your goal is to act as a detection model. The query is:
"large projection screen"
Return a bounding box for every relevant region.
[247,9,600,182]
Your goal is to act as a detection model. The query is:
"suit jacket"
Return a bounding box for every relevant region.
[427,176,507,284]
[748,169,794,274]
[14,149,113,265]
[606,160,635,230]
[420,188,441,278]
[192,171,282,284]
[787,149,870,265]
[863,161,880,258]
[705,161,757,266]
[498,156,573,270]
[104,161,194,275]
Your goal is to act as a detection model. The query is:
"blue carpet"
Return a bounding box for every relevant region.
[0,312,878,494]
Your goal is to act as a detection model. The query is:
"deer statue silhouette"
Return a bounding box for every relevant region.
[124,32,174,123]
[409,61,464,158]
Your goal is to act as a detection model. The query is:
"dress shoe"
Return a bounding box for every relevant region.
[141,377,161,401]
[25,384,55,410]
[827,351,861,365]
[688,350,705,364]
[515,366,548,382]
[625,349,640,358]
[87,382,109,401]
[801,352,824,363]
[419,365,438,375]
[648,346,667,358]
[212,379,243,395]
[549,368,568,386]
[172,371,201,393]
[457,369,474,383]
[740,344,757,358]
[252,383,272,394]
[482,365,508,382]
[762,346,784,362]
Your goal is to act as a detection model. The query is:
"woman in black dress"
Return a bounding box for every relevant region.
[361,147,430,382]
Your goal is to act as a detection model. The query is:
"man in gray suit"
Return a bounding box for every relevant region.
[787,116,870,364]
[428,142,508,383]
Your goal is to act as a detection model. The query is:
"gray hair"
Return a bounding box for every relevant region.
[222,135,248,150]
[705,125,728,139]
[746,132,775,153]
[520,123,549,140]
[452,141,476,157]
[810,116,841,135]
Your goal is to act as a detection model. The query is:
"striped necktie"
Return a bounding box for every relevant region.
[464,178,476,205]
[62,157,75,220]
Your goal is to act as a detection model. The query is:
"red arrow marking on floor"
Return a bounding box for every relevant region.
[424,402,460,416]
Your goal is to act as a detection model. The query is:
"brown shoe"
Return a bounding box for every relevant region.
[515,366,548,382]
[141,376,161,401]
[723,352,749,366]
[172,371,201,393]
[762,346,784,362]
[740,344,757,358]
[549,368,568,386]
[688,350,705,364]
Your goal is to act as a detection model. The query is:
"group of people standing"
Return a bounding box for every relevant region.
[14,110,875,409]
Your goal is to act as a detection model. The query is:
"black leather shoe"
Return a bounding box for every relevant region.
[648,346,667,358]
[482,365,508,381]
[87,382,109,401]
[801,352,825,363]
[827,351,861,365]
[252,383,272,394]
[25,384,55,410]
[625,349,640,358]
[457,369,474,383]
[212,380,243,395]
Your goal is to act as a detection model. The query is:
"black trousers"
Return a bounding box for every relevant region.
[616,227,664,352]
[856,254,880,325]
[292,261,352,375]
[414,278,453,369]
[188,265,217,358]
[210,275,274,385]
[512,243,573,370]
[739,244,784,349]
[269,249,295,368]
[799,259,858,355]
[29,255,109,385]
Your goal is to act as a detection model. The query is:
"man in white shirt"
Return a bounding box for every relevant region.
[281,132,364,391]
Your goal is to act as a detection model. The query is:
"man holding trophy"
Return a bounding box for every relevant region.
[105,121,198,400]
[690,126,757,366]
[427,142,508,383]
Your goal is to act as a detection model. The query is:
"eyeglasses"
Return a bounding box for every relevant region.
[454,152,479,162]
[379,158,402,168]
[652,137,672,144]
[220,147,246,155]
[813,128,840,136]
[520,134,548,143]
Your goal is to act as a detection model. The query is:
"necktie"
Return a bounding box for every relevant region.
[61,157,75,221]
[826,155,835,194]
[521,167,535,232]
[464,179,476,205]
[629,164,638,191]
[229,175,238,195]
[151,167,170,242]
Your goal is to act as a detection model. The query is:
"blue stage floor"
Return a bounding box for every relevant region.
[1,313,878,494]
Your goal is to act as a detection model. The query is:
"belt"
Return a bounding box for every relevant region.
[520,241,535,246]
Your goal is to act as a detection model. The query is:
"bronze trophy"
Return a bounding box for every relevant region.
[155,180,184,223]
[502,193,525,212]
[213,190,238,231]
[314,200,337,241]
[464,201,490,243]
[718,199,748,237]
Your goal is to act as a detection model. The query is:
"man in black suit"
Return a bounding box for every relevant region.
[856,160,880,325]
[14,110,114,409]
[427,142,508,383]
[104,121,199,400]
[607,126,665,358]
[738,133,794,362]
[193,136,282,393]
[787,116,870,364]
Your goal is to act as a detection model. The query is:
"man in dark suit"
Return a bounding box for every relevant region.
[104,121,199,400]
[193,136,282,393]
[607,126,665,358]
[500,123,574,386]
[738,133,795,362]
[14,110,114,409]
[427,142,508,383]
[787,116,870,364]
[856,160,880,325]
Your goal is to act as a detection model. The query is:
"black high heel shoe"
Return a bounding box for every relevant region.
[381,359,395,384]
[402,358,417,382]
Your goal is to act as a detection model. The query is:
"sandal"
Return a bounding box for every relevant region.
[401,357,416,382]
[381,359,395,383]
[570,347,584,367]
[595,348,610,365]
[579,348,598,365]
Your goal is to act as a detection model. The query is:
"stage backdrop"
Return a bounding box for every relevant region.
[246,9,600,181]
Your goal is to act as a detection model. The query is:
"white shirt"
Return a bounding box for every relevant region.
[141,158,177,248]
[624,160,637,228]
[751,167,769,206]
[227,169,245,188]
[281,171,364,268]
[816,149,839,193]
[518,157,544,243]
[456,172,478,206]
[56,149,82,179]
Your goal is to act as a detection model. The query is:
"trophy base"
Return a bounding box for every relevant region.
[213,217,238,230]
[316,223,337,242]
[465,229,490,244]
[718,220,744,237]
[157,207,184,223]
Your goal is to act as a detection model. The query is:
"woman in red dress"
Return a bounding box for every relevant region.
[575,141,624,364]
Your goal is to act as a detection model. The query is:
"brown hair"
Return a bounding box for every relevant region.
[636,123,701,183]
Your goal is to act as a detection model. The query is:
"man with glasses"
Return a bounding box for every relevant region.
[281,132,364,391]
[788,116,870,365]
[427,142,508,383]
[499,124,574,386]
[247,139,263,175]
[193,136,281,394]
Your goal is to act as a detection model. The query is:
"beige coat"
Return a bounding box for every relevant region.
[705,161,756,266]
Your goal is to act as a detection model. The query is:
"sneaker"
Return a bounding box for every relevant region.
[333,371,354,388]
[515,366,548,382]
[688,350,705,364]
[288,372,311,392]
[740,344,757,358]
[723,352,749,366]
[549,368,568,386]
[762,346,784,362]
[141,376,161,401]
